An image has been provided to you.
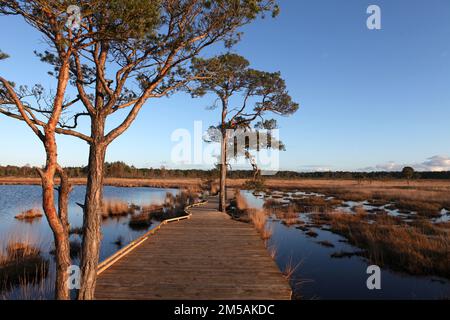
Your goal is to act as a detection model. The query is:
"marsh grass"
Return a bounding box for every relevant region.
[276,180,450,218]
[102,200,134,219]
[14,208,43,221]
[130,189,200,228]
[202,179,219,195]
[235,191,249,211]
[263,198,284,209]
[394,200,442,217]
[232,192,273,241]
[436,221,450,229]
[227,191,251,222]
[291,196,343,213]
[128,213,152,231]
[0,237,49,292]
[141,204,164,214]
[248,209,272,241]
[331,251,366,259]
[316,240,335,248]
[0,264,52,300]
[273,205,301,226]
[261,225,273,242]
[268,246,278,260]
[319,210,450,278]
[161,188,201,218]
[283,257,302,281]
[305,230,318,238]
[353,205,366,215]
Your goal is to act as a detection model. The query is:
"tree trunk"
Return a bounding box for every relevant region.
[219,98,228,213]
[39,135,71,300]
[40,176,71,300]
[78,118,106,300]
[55,167,72,300]
[219,132,228,213]
[57,167,71,231]
[53,229,71,300]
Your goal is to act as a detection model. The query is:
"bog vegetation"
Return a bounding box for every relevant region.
[314,211,450,278]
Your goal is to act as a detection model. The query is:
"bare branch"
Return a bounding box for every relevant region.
[0,108,92,142]
[0,76,45,141]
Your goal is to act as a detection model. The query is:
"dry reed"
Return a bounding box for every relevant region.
[0,236,48,291]
[102,199,134,219]
[320,210,450,278]
[15,208,43,221]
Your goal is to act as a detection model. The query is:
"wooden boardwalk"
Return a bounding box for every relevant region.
[95,197,292,300]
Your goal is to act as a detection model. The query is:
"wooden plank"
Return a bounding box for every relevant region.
[95,196,292,300]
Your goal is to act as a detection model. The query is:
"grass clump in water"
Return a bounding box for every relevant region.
[15,208,43,221]
[129,213,153,231]
[102,200,135,219]
[0,240,49,292]
[320,211,450,278]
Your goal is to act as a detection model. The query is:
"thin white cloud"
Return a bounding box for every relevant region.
[363,155,450,172]
[299,165,333,172]
[417,155,450,172]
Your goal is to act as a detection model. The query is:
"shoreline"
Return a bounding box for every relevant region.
[1,177,450,189]
[0,177,203,189]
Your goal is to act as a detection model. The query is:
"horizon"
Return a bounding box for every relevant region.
[1,0,449,304]
[1,0,450,171]
[2,161,450,174]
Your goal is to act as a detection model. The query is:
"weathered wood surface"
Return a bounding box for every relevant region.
[95,197,292,300]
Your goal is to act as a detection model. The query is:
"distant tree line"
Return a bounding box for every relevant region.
[1,162,449,180]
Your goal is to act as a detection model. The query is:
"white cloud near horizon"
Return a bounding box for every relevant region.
[298,165,333,172]
[363,155,450,172]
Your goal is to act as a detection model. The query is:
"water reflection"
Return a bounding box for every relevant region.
[241,190,450,300]
[0,185,178,299]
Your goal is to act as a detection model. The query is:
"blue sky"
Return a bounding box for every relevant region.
[1,0,450,171]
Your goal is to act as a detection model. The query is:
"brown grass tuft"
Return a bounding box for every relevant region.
[248,209,272,241]
[395,200,442,217]
[291,196,342,213]
[141,204,164,214]
[321,211,450,278]
[273,205,301,226]
[0,239,48,291]
[283,258,302,281]
[264,179,449,218]
[202,179,219,195]
[102,200,134,219]
[128,213,152,231]
[235,191,249,211]
[15,208,43,221]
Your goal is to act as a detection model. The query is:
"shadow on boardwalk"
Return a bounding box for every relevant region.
[95,196,292,300]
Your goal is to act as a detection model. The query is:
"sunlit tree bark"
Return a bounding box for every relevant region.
[0,50,72,299]
[1,0,280,299]
[190,54,299,212]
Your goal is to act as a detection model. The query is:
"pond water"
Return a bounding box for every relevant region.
[242,191,450,300]
[0,185,178,299]
[1,185,449,300]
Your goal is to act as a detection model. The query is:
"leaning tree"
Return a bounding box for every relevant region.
[0,46,72,299]
[0,0,280,299]
[205,119,286,192]
[190,53,299,212]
